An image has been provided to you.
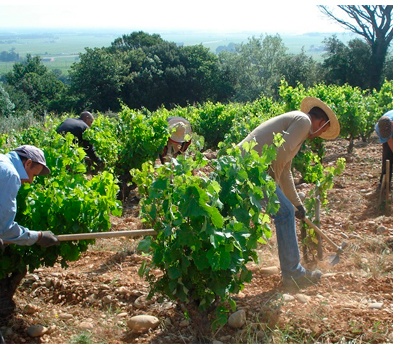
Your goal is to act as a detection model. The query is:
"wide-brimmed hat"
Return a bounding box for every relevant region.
[14,145,51,175]
[300,97,340,140]
[167,116,192,143]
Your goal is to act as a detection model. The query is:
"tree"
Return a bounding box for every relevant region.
[5,54,65,116]
[0,83,15,118]
[176,45,232,104]
[116,37,233,110]
[322,36,372,89]
[5,55,47,86]
[318,5,393,89]
[0,48,19,62]
[219,34,288,102]
[346,39,373,89]
[383,55,393,81]
[116,41,183,110]
[69,31,233,112]
[110,31,165,52]
[278,49,322,89]
[321,36,349,86]
[69,48,130,111]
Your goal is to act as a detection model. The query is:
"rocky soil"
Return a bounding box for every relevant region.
[0,137,393,344]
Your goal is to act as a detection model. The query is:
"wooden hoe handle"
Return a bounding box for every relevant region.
[56,229,157,241]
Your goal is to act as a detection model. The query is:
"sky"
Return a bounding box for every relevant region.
[0,0,352,35]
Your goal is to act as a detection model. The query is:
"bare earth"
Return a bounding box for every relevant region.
[1,138,394,344]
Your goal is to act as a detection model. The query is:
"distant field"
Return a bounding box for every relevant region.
[0,28,354,75]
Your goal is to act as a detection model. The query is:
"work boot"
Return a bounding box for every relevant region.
[282,269,322,290]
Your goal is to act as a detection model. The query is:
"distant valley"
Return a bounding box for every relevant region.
[0,28,354,75]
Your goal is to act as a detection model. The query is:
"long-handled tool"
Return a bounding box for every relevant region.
[56,229,157,242]
[303,217,347,266]
[58,224,347,266]
[2,229,157,245]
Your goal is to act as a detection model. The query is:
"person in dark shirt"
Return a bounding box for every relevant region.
[56,111,102,167]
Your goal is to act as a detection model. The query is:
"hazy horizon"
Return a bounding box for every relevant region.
[0,26,351,36]
[0,1,348,36]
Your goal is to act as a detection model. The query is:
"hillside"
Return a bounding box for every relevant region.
[0,136,393,344]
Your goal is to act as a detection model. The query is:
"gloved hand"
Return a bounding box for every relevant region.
[36,231,60,247]
[295,205,306,220]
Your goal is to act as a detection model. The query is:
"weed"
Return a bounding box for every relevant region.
[70,331,93,344]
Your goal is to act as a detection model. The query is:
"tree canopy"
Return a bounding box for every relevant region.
[4,54,65,115]
[318,5,393,89]
[0,25,393,117]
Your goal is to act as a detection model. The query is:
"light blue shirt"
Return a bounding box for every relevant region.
[0,151,39,245]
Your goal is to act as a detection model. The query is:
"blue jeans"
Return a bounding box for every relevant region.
[270,186,306,279]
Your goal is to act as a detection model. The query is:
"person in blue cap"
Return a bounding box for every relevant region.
[375,110,393,187]
[0,145,59,248]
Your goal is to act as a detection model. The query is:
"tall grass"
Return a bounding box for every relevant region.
[0,112,39,134]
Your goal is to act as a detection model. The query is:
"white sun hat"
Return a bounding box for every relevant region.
[167,116,192,143]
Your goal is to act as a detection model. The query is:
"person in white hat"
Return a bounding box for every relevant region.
[159,116,192,164]
[238,97,340,289]
[0,145,59,248]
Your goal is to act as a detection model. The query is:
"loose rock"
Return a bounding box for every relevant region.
[79,321,94,329]
[295,294,311,303]
[228,309,246,329]
[27,325,48,338]
[368,302,383,309]
[260,266,280,276]
[376,226,387,234]
[282,294,295,302]
[23,304,39,315]
[127,315,160,334]
[134,295,151,309]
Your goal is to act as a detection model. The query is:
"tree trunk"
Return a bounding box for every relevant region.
[0,267,27,317]
[347,136,354,154]
[188,307,212,343]
[369,44,386,90]
[179,302,213,343]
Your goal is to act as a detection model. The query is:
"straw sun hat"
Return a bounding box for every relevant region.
[300,97,340,140]
[167,116,192,143]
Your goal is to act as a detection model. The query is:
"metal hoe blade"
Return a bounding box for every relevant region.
[329,254,340,266]
[303,217,347,265]
[328,241,348,265]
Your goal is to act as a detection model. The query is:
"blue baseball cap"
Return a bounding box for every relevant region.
[375,111,393,144]
[14,145,51,175]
